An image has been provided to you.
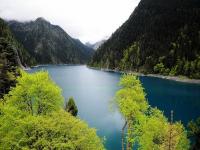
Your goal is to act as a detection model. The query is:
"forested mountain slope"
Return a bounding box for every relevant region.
[8,18,94,64]
[89,0,200,79]
[0,18,33,98]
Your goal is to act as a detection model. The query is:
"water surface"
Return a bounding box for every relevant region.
[29,65,200,150]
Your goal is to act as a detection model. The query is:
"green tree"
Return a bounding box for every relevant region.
[188,117,200,150]
[131,108,189,150]
[0,71,104,150]
[0,105,104,150]
[120,42,140,71]
[133,108,168,150]
[115,74,148,150]
[115,74,189,150]
[154,63,165,74]
[65,97,78,116]
[4,70,63,115]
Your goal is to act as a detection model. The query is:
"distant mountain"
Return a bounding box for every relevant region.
[89,0,200,79]
[86,39,106,50]
[8,17,94,64]
[0,18,34,97]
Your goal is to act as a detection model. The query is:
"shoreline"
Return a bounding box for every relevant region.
[23,64,85,70]
[88,66,200,84]
[24,64,200,84]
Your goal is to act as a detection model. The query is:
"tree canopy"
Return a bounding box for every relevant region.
[115,74,189,150]
[65,97,78,116]
[188,117,200,150]
[0,71,105,150]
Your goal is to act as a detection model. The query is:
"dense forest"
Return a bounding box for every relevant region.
[89,0,200,79]
[8,17,94,64]
[0,18,35,98]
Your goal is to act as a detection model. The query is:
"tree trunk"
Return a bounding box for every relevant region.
[122,120,127,150]
[126,120,131,150]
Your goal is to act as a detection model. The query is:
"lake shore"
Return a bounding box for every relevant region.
[88,66,200,84]
[24,64,200,84]
[23,64,84,70]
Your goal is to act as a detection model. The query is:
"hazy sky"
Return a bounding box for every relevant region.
[0,0,140,43]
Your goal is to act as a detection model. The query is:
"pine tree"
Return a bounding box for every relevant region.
[65,97,78,116]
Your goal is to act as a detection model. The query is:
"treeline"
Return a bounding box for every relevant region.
[89,0,200,79]
[0,18,35,98]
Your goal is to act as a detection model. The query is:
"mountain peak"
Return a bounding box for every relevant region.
[35,17,48,23]
[8,18,94,64]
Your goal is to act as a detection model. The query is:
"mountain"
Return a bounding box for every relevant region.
[89,0,200,79]
[8,17,94,64]
[0,18,34,98]
[86,39,106,50]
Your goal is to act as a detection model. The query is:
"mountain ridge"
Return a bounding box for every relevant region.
[8,17,94,64]
[86,39,107,50]
[89,0,200,79]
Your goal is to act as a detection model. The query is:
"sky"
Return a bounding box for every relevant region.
[0,0,140,43]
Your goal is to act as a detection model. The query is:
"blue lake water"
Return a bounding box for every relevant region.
[29,65,200,150]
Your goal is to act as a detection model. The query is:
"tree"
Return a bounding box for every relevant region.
[65,97,78,116]
[120,42,140,71]
[0,18,35,98]
[0,71,104,149]
[115,74,148,150]
[162,111,189,150]
[0,105,104,150]
[4,70,63,115]
[134,108,168,149]
[188,117,200,150]
[0,38,18,98]
[115,74,189,150]
[153,63,165,74]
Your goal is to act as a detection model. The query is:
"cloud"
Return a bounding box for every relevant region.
[0,0,140,43]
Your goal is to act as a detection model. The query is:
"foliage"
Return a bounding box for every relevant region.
[0,37,18,98]
[4,71,63,115]
[134,110,189,150]
[0,18,34,98]
[120,42,140,71]
[116,75,147,118]
[188,117,200,150]
[115,74,190,150]
[0,71,105,150]
[153,63,165,74]
[89,0,200,79]
[0,106,104,150]
[65,97,78,116]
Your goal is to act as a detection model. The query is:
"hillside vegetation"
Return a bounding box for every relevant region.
[0,18,34,98]
[89,0,200,79]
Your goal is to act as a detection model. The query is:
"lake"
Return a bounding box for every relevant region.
[29,65,200,150]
